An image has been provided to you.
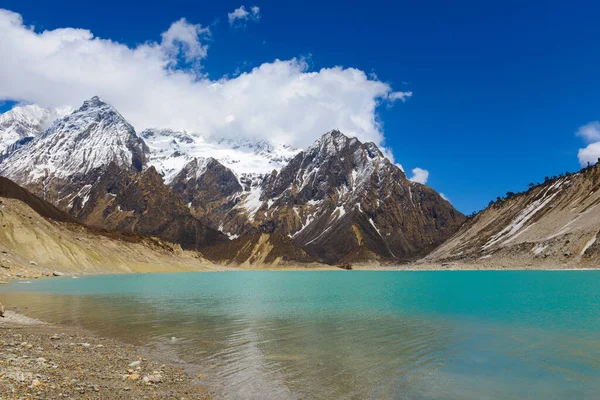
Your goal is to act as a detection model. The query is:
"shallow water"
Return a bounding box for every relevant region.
[2,271,600,399]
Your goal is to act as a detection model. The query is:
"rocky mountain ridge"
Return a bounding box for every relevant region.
[0,96,465,264]
[202,130,465,263]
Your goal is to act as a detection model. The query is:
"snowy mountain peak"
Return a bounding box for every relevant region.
[76,95,106,112]
[0,97,148,186]
[0,104,68,154]
[310,130,357,153]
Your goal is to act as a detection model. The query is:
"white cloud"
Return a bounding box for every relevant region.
[388,91,412,102]
[440,193,449,202]
[228,5,260,26]
[0,8,408,151]
[161,18,211,64]
[578,142,600,166]
[576,121,600,143]
[409,167,429,184]
[576,122,600,166]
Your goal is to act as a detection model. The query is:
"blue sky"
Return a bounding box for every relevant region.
[1,0,599,214]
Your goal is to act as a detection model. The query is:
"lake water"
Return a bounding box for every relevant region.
[1,271,600,399]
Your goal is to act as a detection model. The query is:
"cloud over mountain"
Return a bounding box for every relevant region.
[0,8,411,152]
[409,167,429,184]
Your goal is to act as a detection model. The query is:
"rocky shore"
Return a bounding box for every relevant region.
[0,310,212,399]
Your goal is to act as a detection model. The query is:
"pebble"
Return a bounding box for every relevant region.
[128,373,139,381]
[128,360,141,367]
[147,374,162,383]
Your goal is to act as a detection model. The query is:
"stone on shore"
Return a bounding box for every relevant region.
[0,311,212,398]
[52,271,65,277]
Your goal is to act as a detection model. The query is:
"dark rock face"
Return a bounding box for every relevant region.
[71,165,227,251]
[169,158,243,227]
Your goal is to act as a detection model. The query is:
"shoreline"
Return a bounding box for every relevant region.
[0,309,213,399]
[2,262,599,284]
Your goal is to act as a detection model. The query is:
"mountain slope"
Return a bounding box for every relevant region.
[70,164,228,251]
[425,164,600,268]
[202,233,316,266]
[212,130,465,263]
[0,177,214,280]
[0,176,78,224]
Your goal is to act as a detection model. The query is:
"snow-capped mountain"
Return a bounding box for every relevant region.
[0,104,68,154]
[141,128,300,183]
[0,97,465,263]
[0,96,148,206]
[204,130,465,263]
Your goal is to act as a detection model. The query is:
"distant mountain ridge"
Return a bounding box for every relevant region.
[0,96,465,264]
[141,127,300,183]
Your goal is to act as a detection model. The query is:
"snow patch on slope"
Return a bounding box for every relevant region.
[580,231,599,257]
[482,179,566,249]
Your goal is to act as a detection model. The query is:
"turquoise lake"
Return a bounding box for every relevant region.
[1,271,600,399]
